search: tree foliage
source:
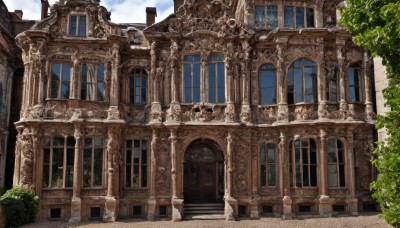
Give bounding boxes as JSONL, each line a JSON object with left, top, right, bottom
{"left": 340, "top": 1, "right": 400, "bottom": 226}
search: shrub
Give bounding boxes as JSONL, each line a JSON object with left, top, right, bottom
{"left": 0, "top": 187, "right": 39, "bottom": 226}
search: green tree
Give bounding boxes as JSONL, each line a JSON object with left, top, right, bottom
{"left": 340, "top": 1, "right": 400, "bottom": 226}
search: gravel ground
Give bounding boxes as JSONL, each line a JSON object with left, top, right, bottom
{"left": 21, "top": 213, "right": 393, "bottom": 228}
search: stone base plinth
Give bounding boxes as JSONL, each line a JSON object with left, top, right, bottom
{"left": 69, "top": 197, "right": 81, "bottom": 223}
{"left": 347, "top": 197, "right": 359, "bottom": 215}
{"left": 171, "top": 198, "right": 184, "bottom": 222}
{"left": 319, "top": 195, "right": 334, "bottom": 217}
{"left": 147, "top": 199, "right": 157, "bottom": 221}
{"left": 282, "top": 196, "right": 293, "bottom": 220}
{"left": 225, "top": 197, "right": 238, "bottom": 221}
{"left": 103, "top": 197, "right": 117, "bottom": 222}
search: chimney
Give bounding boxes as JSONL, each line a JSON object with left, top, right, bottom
{"left": 174, "top": 0, "right": 184, "bottom": 13}
{"left": 14, "top": 10, "right": 23, "bottom": 20}
{"left": 146, "top": 7, "right": 157, "bottom": 27}
{"left": 41, "top": 0, "right": 50, "bottom": 20}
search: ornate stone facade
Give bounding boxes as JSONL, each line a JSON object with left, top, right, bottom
{"left": 12, "top": 0, "right": 376, "bottom": 222}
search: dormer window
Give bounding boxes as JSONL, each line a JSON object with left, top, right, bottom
{"left": 69, "top": 15, "right": 87, "bottom": 36}
{"left": 284, "top": 6, "right": 315, "bottom": 30}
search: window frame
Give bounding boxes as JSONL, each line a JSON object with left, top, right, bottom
{"left": 255, "top": 5, "right": 278, "bottom": 29}
{"left": 125, "top": 139, "right": 148, "bottom": 188}
{"left": 82, "top": 137, "right": 104, "bottom": 188}
{"left": 284, "top": 5, "right": 315, "bottom": 30}
{"left": 50, "top": 63, "right": 71, "bottom": 99}
{"left": 259, "top": 63, "right": 277, "bottom": 106}
{"left": 183, "top": 54, "right": 201, "bottom": 103}
{"left": 326, "top": 66, "right": 339, "bottom": 102}
{"left": 289, "top": 138, "right": 318, "bottom": 188}
{"left": 42, "top": 136, "right": 75, "bottom": 189}
{"left": 69, "top": 14, "right": 87, "bottom": 37}
{"left": 327, "top": 138, "right": 346, "bottom": 188}
{"left": 287, "top": 59, "right": 318, "bottom": 104}
{"left": 260, "top": 143, "right": 277, "bottom": 187}
{"left": 129, "top": 68, "right": 148, "bottom": 106}
{"left": 348, "top": 66, "right": 362, "bottom": 102}
{"left": 208, "top": 53, "right": 225, "bottom": 104}
{"left": 80, "top": 62, "right": 105, "bottom": 101}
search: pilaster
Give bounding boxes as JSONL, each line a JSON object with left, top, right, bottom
{"left": 280, "top": 130, "right": 292, "bottom": 219}
{"left": 150, "top": 41, "right": 162, "bottom": 123}
{"left": 276, "top": 40, "right": 289, "bottom": 122}
{"left": 318, "top": 128, "right": 333, "bottom": 217}
{"left": 69, "top": 126, "right": 83, "bottom": 223}
{"left": 363, "top": 52, "right": 374, "bottom": 122}
{"left": 147, "top": 129, "right": 158, "bottom": 220}
{"left": 346, "top": 128, "right": 358, "bottom": 215}
{"left": 225, "top": 130, "right": 237, "bottom": 221}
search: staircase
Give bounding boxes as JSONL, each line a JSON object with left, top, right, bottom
{"left": 184, "top": 203, "right": 225, "bottom": 220}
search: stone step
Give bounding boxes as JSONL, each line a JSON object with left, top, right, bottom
{"left": 184, "top": 203, "right": 225, "bottom": 217}
{"left": 185, "top": 214, "right": 226, "bottom": 220}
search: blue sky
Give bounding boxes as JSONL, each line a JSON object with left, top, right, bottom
{"left": 4, "top": 0, "right": 174, "bottom": 23}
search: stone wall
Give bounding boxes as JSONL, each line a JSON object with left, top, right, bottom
{"left": 0, "top": 204, "right": 6, "bottom": 228}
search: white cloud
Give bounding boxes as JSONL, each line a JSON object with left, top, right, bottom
{"left": 3, "top": 0, "right": 173, "bottom": 23}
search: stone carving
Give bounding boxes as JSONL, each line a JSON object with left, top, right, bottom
{"left": 258, "top": 106, "right": 277, "bottom": 124}
{"left": 289, "top": 104, "right": 318, "bottom": 121}
{"left": 181, "top": 103, "right": 225, "bottom": 122}
{"left": 20, "top": 134, "right": 34, "bottom": 187}
{"left": 156, "top": 135, "right": 170, "bottom": 196}
{"left": 235, "top": 133, "right": 250, "bottom": 196}
{"left": 323, "top": 1, "right": 338, "bottom": 28}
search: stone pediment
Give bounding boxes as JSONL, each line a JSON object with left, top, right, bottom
{"left": 30, "top": 0, "right": 122, "bottom": 39}
{"left": 144, "top": 0, "right": 254, "bottom": 38}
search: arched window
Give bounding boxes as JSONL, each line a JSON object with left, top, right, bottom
{"left": 327, "top": 138, "right": 345, "bottom": 187}
{"left": 259, "top": 64, "right": 277, "bottom": 105}
{"left": 326, "top": 66, "right": 338, "bottom": 102}
{"left": 184, "top": 55, "right": 201, "bottom": 103}
{"left": 348, "top": 65, "right": 361, "bottom": 102}
{"left": 260, "top": 143, "right": 276, "bottom": 187}
{"left": 289, "top": 139, "right": 317, "bottom": 187}
{"left": 287, "top": 59, "right": 317, "bottom": 104}
{"left": 208, "top": 54, "right": 225, "bottom": 103}
{"left": 129, "top": 68, "right": 147, "bottom": 105}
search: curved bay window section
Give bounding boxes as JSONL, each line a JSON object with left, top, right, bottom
{"left": 260, "top": 143, "right": 276, "bottom": 187}
{"left": 184, "top": 55, "right": 201, "bottom": 103}
{"left": 348, "top": 65, "right": 361, "bottom": 102}
{"left": 129, "top": 68, "right": 147, "bottom": 105}
{"left": 259, "top": 64, "right": 277, "bottom": 105}
{"left": 287, "top": 59, "right": 317, "bottom": 104}
{"left": 81, "top": 63, "right": 105, "bottom": 101}
{"left": 208, "top": 54, "right": 225, "bottom": 104}
{"left": 289, "top": 139, "right": 317, "bottom": 187}
{"left": 327, "top": 138, "right": 346, "bottom": 188}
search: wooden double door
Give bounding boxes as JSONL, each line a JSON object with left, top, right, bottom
{"left": 183, "top": 139, "right": 224, "bottom": 203}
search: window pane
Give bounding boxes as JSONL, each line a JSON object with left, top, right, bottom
{"left": 97, "top": 83, "right": 104, "bottom": 101}
{"left": 134, "top": 149, "right": 140, "bottom": 164}
{"left": 65, "top": 149, "right": 74, "bottom": 187}
{"left": 141, "top": 75, "right": 147, "bottom": 103}
{"left": 303, "top": 164, "right": 309, "bottom": 186}
{"left": 142, "top": 149, "right": 147, "bottom": 165}
{"left": 133, "top": 165, "right": 139, "bottom": 187}
{"left": 217, "top": 62, "right": 225, "bottom": 103}
{"left": 93, "top": 148, "right": 103, "bottom": 187}
{"left": 51, "top": 64, "right": 61, "bottom": 98}
{"left": 78, "top": 16, "right": 86, "bottom": 36}
{"left": 310, "top": 165, "right": 317, "bottom": 186}
{"left": 193, "top": 63, "right": 201, "bottom": 102}
{"left": 304, "top": 67, "right": 316, "bottom": 103}
{"left": 284, "top": 6, "right": 293, "bottom": 28}
{"left": 294, "top": 69, "right": 303, "bottom": 103}
{"left": 339, "top": 164, "right": 346, "bottom": 187}
{"left": 306, "top": 8, "right": 315, "bottom": 27}
{"left": 255, "top": 6, "right": 265, "bottom": 27}
{"left": 43, "top": 148, "right": 50, "bottom": 187}
{"left": 287, "top": 69, "right": 294, "bottom": 104}
{"left": 328, "top": 164, "right": 338, "bottom": 187}
{"left": 184, "top": 64, "right": 192, "bottom": 102}
{"left": 296, "top": 7, "right": 305, "bottom": 30}
{"left": 268, "top": 164, "right": 276, "bottom": 186}
{"left": 83, "top": 149, "right": 91, "bottom": 188}
{"left": 267, "top": 144, "right": 275, "bottom": 161}
{"left": 126, "top": 165, "right": 131, "bottom": 187}
{"left": 142, "top": 165, "right": 147, "bottom": 187}
{"left": 209, "top": 63, "right": 216, "bottom": 103}
{"left": 296, "top": 164, "right": 301, "bottom": 187}
{"left": 267, "top": 6, "right": 278, "bottom": 28}
{"left": 81, "top": 64, "right": 87, "bottom": 100}
{"left": 260, "top": 144, "right": 266, "bottom": 165}
{"left": 52, "top": 148, "right": 63, "bottom": 188}
{"left": 261, "top": 164, "right": 266, "bottom": 186}
{"left": 69, "top": 16, "right": 77, "bottom": 36}
{"left": 302, "top": 148, "right": 308, "bottom": 164}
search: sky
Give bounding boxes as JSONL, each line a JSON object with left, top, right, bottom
{"left": 3, "top": 0, "right": 174, "bottom": 24}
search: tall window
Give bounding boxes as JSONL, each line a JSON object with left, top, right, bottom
{"left": 348, "top": 66, "right": 361, "bottom": 102}
{"left": 126, "top": 140, "right": 147, "bottom": 188}
{"left": 129, "top": 68, "right": 147, "bottom": 105}
{"left": 81, "top": 63, "right": 105, "bottom": 101}
{"left": 43, "top": 137, "right": 75, "bottom": 188}
{"left": 289, "top": 139, "right": 317, "bottom": 187}
{"left": 184, "top": 55, "right": 201, "bottom": 103}
{"left": 284, "top": 6, "right": 315, "bottom": 30}
{"left": 326, "top": 66, "right": 338, "bottom": 102}
{"left": 260, "top": 64, "right": 277, "bottom": 105}
{"left": 287, "top": 59, "right": 317, "bottom": 104}
{"left": 260, "top": 143, "right": 276, "bottom": 187}
{"left": 208, "top": 54, "right": 225, "bottom": 103}
{"left": 69, "top": 15, "right": 86, "bottom": 36}
{"left": 51, "top": 63, "right": 71, "bottom": 99}
{"left": 255, "top": 5, "right": 278, "bottom": 28}
{"left": 327, "top": 138, "right": 345, "bottom": 187}
{"left": 83, "top": 138, "right": 104, "bottom": 188}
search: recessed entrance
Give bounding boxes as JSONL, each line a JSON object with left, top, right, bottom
{"left": 183, "top": 139, "right": 224, "bottom": 203}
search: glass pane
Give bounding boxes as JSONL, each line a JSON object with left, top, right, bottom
{"left": 142, "top": 76, "right": 147, "bottom": 103}
{"left": 260, "top": 144, "right": 266, "bottom": 165}
{"left": 53, "top": 137, "right": 64, "bottom": 147}
{"left": 126, "top": 165, "right": 131, "bottom": 187}
{"left": 142, "top": 165, "right": 147, "bottom": 187}
{"left": 303, "top": 164, "right": 309, "bottom": 186}
{"left": 69, "top": 15, "right": 77, "bottom": 36}
{"left": 306, "top": 8, "right": 315, "bottom": 27}
{"left": 349, "top": 87, "right": 356, "bottom": 101}
{"left": 134, "top": 149, "right": 140, "bottom": 164}
{"left": 310, "top": 150, "right": 317, "bottom": 164}
{"left": 267, "top": 144, "right": 275, "bottom": 162}
{"left": 83, "top": 149, "right": 91, "bottom": 188}
{"left": 284, "top": 6, "right": 293, "bottom": 28}
{"left": 217, "top": 63, "right": 225, "bottom": 103}
{"left": 52, "top": 148, "right": 64, "bottom": 188}
{"left": 81, "top": 64, "right": 87, "bottom": 100}
{"left": 94, "top": 138, "right": 103, "bottom": 147}
{"left": 302, "top": 148, "right": 308, "bottom": 164}
{"left": 328, "top": 164, "right": 338, "bottom": 187}
{"left": 296, "top": 164, "right": 301, "bottom": 187}
{"left": 310, "top": 165, "right": 317, "bottom": 186}
{"left": 43, "top": 149, "right": 50, "bottom": 187}
{"left": 134, "top": 140, "right": 140, "bottom": 148}
{"left": 261, "top": 164, "right": 266, "bottom": 186}
{"left": 339, "top": 164, "right": 346, "bottom": 187}
{"left": 338, "top": 149, "right": 344, "bottom": 163}
{"left": 93, "top": 148, "right": 103, "bottom": 187}
{"left": 267, "top": 6, "right": 278, "bottom": 28}
{"left": 255, "top": 6, "right": 265, "bottom": 27}
{"left": 142, "top": 140, "right": 147, "bottom": 149}
{"left": 294, "top": 69, "right": 303, "bottom": 103}
{"left": 51, "top": 64, "right": 61, "bottom": 98}
{"left": 184, "top": 64, "right": 192, "bottom": 102}
{"left": 304, "top": 67, "right": 316, "bottom": 103}
{"left": 133, "top": 165, "right": 139, "bottom": 187}
{"left": 268, "top": 164, "right": 276, "bottom": 186}
{"left": 126, "top": 149, "right": 132, "bottom": 164}
{"left": 78, "top": 16, "right": 86, "bottom": 36}
{"left": 287, "top": 69, "right": 294, "bottom": 104}
{"left": 193, "top": 63, "right": 201, "bottom": 102}
{"left": 296, "top": 7, "right": 305, "bottom": 30}
{"left": 209, "top": 63, "right": 216, "bottom": 103}
{"left": 65, "top": 149, "right": 74, "bottom": 187}
{"left": 97, "top": 83, "right": 104, "bottom": 101}
{"left": 67, "top": 137, "right": 75, "bottom": 147}
{"left": 97, "top": 64, "right": 104, "bottom": 81}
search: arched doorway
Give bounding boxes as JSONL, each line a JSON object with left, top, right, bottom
{"left": 183, "top": 139, "right": 224, "bottom": 203}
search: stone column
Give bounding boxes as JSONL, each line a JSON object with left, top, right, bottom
{"left": 70, "top": 51, "right": 80, "bottom": 100}
{"left": 277, "top": 41, "right": 289, "bottom": 122}
{"left": 318, "top": 128, "right": 333, "bottom": 217}
{"left": 13, "top": 127, "right": 23, "bottom": 186}
{"left": 69, "top": 126, "right": 83, "bottom": 223}
{"left": 240, "top": 39, "right": 252, "bottom": 122}
{"left": 317, "top": 41, "right": 328, "bottom": 120}
{"left": 337, "top": 44, "right": 348, "bottom": 115}
{"left": 167, "top": 39, "right": 181, "bottom": 123}
{"left": 280, "top": 130, "right": 292, "bottom": 220}
{"left": 108, "top": 44, "right": 121, "bottom": 120}
{"left": 225, "top": 130, "right": 237, "bottom": 221}
{"left": 150, "top": 41, "right": 162, "bottom": 123}
{"left": 147, "top": 129, "right": 158, "bottom": 220}
{"left": 249, "top": 130, "right": 260, "bottom": 218}
{"left": 104, "top": 128, "right": 119, "bottom": 222}
{"left": 363, "top": 52, "right": 374, "bottom": 122}
{"left": 32, "top": 128, "right": 42, "bottom": 195}
{"left": 315, "top": 3, "right": 324, "bottom": 28}
{"left": 346, "top": 129, "right": 358, "bottom": 215}
{"left": 225, "top": 42, "right": 235, "bottom": 123}
{"left": 37, "top": 58, "right": 46, "bottom": 106}
{"left": 170, "top": 128, "right": 183, "bottom": 221}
